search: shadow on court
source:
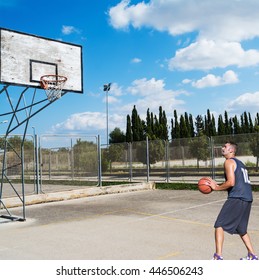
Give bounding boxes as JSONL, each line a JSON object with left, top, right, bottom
{"left": 0, "top": 188, "right": 259, "bottom": 260}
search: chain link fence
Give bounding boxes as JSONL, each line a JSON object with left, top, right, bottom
{"left": 102, "top": 134, "right": 259, "bottom": 184}
{"left": 1, "top": 133, "right": 259, "bottom": 198}
{"left": 39, "top": 135, "right": 99, "bottom": 192}
{"left": 0, "top": 135, "right": 36, "bottom": 198}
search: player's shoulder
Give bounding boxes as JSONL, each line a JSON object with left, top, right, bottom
{"left": 224, "top": 158, "right": 237, "bottom": 168}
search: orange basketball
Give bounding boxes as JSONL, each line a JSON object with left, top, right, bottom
{"left": 198, "top": 177, "right": 212, "bottom": 194}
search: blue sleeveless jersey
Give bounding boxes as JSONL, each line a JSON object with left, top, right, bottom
{"left": 227, "top": 158, "right": 253, "bottom": 202}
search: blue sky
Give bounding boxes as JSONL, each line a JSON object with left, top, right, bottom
{"left": 1, "top": 0, "right": 259, "bottom": 144}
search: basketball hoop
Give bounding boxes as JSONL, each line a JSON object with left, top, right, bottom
{"left": 40, "top": 74, "right": 67, "bottom": 101}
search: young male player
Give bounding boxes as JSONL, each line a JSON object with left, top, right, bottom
{"left": 208, "top": 141, "right": 258, "bottom": 260}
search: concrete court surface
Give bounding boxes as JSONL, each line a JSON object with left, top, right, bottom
{"left": 0, "top": 188, "right": 259, "bottom": 260}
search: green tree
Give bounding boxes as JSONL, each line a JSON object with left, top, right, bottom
{"left": 205, "top": 109, "right": 216, "bottom": 137}
{"left": 195, "top": 115, "right": 204, "bottom": 136}
{"left": 224, "top": 111, "right": 231, "bottom": 135}
{"left": 232, "top": 116, "right": 241, "bottom": 134}
{"left": 248, "top": 112, "right": 254, "bottom": 133}
{"left": 135, "top": 139, "right": 165, "bottom": 167}
{"left": 189, "top": 114, "right": 195, "bottom": 138}
{"left": 217, "top": 114, "right": 225, "bottom": 135}
{"left": 189, "top": 134, "right": 210, "bottom": 169}
{"left": 73, "top": 139, "right": 98, "bottom": 172}
{"left": 126, "top": 115, "right": 132, "bottom": 142}
{"left": 109, "top": 127, "right": 126, "bottom": 144}
{"left": 249, "top": 133, "right": 259, "bottom": 171}
{"left": 171, "top": 109, "right": 180, "bottom": 139}
{"left": 131, "top": 105, "right": 141, "bottom": 141}
{"left": 156, "top": 107, "right": 168, "bottom": 140}
{"left": 180, "top": 114, "right": 188, "bottom": 138}
{"left": 107, "top": 143, "right": 127, "bottom": 171}
{"left": 254, "top": 113, "right": 259, "bottom": 132}
{"left": 146, "top": 108, "right": 153, "bottom": 139}
{"left": 242, "top": 111, "right": 250, "bottom": 133}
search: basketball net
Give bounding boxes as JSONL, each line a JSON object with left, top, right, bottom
{"left": 40, "top": 75, "right": 67, "bottom": 101}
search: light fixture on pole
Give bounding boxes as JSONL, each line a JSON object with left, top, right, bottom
{"left": 103, "top": 83, "right": 111, "bottom": 146}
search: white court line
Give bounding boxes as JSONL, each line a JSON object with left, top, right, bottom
{"left": 134, "top": 198, "right": 226, "bottom": 221}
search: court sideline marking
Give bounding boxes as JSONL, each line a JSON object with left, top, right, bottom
{"left": 130, "top": 198, "right": 226, "bottom": 222}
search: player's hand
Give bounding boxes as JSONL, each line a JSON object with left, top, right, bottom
{"left": 206, "top": 177, "right": 217, "bottom": 190}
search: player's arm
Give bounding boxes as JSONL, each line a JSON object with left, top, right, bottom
{"left": 208, "top": 159, "right": 236, "bottom": 191}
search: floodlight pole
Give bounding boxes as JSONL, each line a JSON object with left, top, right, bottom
{"left": 103, "top": 83, "right": 111, "bottom": 147}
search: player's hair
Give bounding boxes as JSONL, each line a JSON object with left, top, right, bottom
{"left": 226, "top": 141, "right": 238, "bottom": 154}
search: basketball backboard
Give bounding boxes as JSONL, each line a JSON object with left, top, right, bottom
{"left": 0, "top": 28, "right": 83, "bottom": 93}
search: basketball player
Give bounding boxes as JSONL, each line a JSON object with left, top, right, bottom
{"left": 207, "top": 141, "right": 258, "bottom": 260}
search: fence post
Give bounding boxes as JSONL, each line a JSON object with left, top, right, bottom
{"left": 210, "top": 137, "right": 215, "bottom": 179}
{"left": 97, "top": 135, "right": 102, "bottom": 187}
{"left": 146, "top": 136, "right": 149, "bottom": 182}
{"left": 38, "top": 136, "right": 42, "bottom": 193}
{"left": 34, "top": 133, "right": 40, "bottom": 194}
{"left": 165, "top": 140, "right": 170, "bottom": 183}
{"left": 70, "top": 138, "right": 74, "bottom": 180}
{"left": 128, "top": 142, "right": 133, "bottom": 182}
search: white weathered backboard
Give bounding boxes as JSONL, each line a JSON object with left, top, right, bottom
{"left": 0, "top": 28, "right": 83, "bottom": 93}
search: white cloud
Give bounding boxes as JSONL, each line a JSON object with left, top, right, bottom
{"left": 54, "top": 112, "right": 106, "bottom": 131}
{"left": 192, "top": 70, "right": 239, "bottom": 88}
{"left": 182, "top": 79, "right": 192, "bottom": 85}
{"left": 52, "top": 112, "right": 125, "bottom": 133}
{"left": 102, "top": 95, "right": 120, "bottom": 104}
{"left": 52, "top": 78, "right": 187, "bottom": 135}
{"left": 169, "top": 39, "right": 259, "bottom": 71}
{"left": 108, "top": 0, "right": 149, "bottom": 30}
{"left": 62, "top": 25, "right": 80, "bottom": 35}
{"left": 131, "top": 57, "right": 142, "bottom": 63}
{"left": 227, "top": 92, "right": 259, "bottom": 114}
{"left": 109, "top": 0, "right": 259, "bottom": 70}
{"left": 109, "top": 0, "right": 259, "bottom": 41}
{"left": 101, "top": 83, "right": 123, "bottom": 104}
{"left": 122, "top": 77, "right": 186, "bottom": 118}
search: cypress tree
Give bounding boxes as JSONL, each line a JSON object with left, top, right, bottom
{"left": 242, "top": 111, "right": 250, "bottom": 133}
{"left": 131, "top": 105, "right": 143, "bottom": 141}
{"left": 154, "top": 115, "right": 159, "bottom": 139}
{"left": 161, "top": 109, "right": 168, "bottom": 140}
{"left": 171, "top": 118, "right": 175, "bottom": 140}
{"left": 229, "top": 118, "right": 234, "bottom": 135}
{"left": 248, "top": 112, "right": 254, "bottom": 133}
{"left": 232, "top": 115, "right": 241, "bottom": 134}
{"left": 184, "top": 112, "right": 190, "bottom": 137}
{"left": 217, "top": 114, "right": 225, "bottom": 135}
{"left": 189, "top": 114, "right": 195, "bottom": 137}
{"left": 205, "top": 109, "right": 216, "bottom": 137}
{"left": 255, "top": 113, "right": 259, "bottom": 132}
{"left": 151, "top": 112, "right": 154, "bottom": 137}
{"left": 140, "top": 118, "right": 145, "bottom": 140}
{"left": 126, "top": 114, "right": 132, "bottom": 142}
{"left": 211, "top": 114, "right": 216, "bottom": 136}
{"left": 195, "top": 115, "right": 204, "bottom": 136}
{"left": 146, "top": 108, "right": 153, "bottom": 139}
{"left": 173, "top": 110, "right": 180, "bottom": 139}
{"left": 180, "top": 114, "right": 188, "bottom": 138}
{"left": 224, "top": 111, "right": 231, "bottom": 135}
{"left": 240, "top": 114, "right": 244, "bottom": 133}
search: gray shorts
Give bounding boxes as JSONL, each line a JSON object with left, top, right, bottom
{"left": 214, "top": 198, "right": 252, "bottom": 235}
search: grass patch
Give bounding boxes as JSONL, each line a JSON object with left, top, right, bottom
{"left": 155, "top": 182, "right": 259, "bottom": 192}
{"left": 155, "top": 182, "right": 197, "bottom": 190}
{"left": 21, "top": 179, "right": 134, "bottom": 187}
{"left": 8, "top": 179, "right": 259, "bottom": 191}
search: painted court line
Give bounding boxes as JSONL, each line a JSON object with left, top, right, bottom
{"left": 132, "top": 198, "right": 226, "bottom": 222}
